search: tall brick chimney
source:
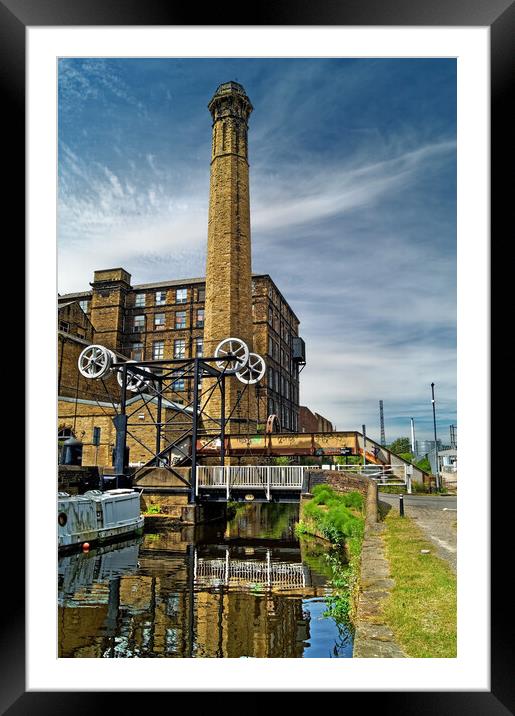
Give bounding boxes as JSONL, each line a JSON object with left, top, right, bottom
{"left": 202, "top": 81, "right": 256, "bottom": 434}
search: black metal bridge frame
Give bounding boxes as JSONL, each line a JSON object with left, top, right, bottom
{"left": 112, "top": 354, "right": 248, "bottom": 503}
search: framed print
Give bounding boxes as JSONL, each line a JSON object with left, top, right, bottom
{"left": 5, "top": 0, "right": 508, "bottom": 710}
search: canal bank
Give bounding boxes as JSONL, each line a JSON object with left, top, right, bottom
{"left": 297, "top": 470, "right": 406, "bottom": 658}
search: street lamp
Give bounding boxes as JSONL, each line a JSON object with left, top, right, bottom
{"left": 410, "top": 417, "right": 416, "bottom": 456}
{"left": 431, "top": 382, "right": 440, "bottom": 490}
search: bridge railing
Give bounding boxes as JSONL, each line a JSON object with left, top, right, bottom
{"left": 194, "top": 549, "right": 307, "bottom": 590}
{"left": 334, "top": 464, "right": 412, "bottom": 492}
{"left": 196, "top": 465, "right": 305, "bottom": 499}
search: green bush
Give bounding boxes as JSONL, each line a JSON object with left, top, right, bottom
{"left": 302, "top": 485, "right": 364, "bottom": 546}
{"left": 416, "top": 456, "right": 432, "bottom": 473}
{"left": 272, "top": 456, "right": 290, "bottom": 465}
{"left": 143, "top": 504, "right": 162, "bottom": 515}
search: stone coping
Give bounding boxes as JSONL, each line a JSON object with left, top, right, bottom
{"left": 352, "top": 520, "right": 406, "bottom": 658}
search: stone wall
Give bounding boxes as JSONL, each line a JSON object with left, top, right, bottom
{"left": 58, "top": 332, "right": 120, "bottom": 403}
{"left": 305, "top": 468, "right": 370, "bottom": 496}
{"left": 89, "top": 268, "right": 132, "bottom": 351}
{"left": 305, "top": 469, "right": 378, "bottom": 524}
{"left": 301, "top": 469, "right": 378, "bottom": 529}
{"left": 58, "top": 398, "right": 185, "bottom": 467}
{"left": 58, "top": 465, "right": 101, "bottom": 494}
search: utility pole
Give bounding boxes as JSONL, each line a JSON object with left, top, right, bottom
{"left": 362, "top": 424, "right": 367, "bottom": 466}
{"left": 410, "top": 417, "right": 416, "bottom": 455}
{"left": 379, "top": 400, "right": 386, "bottom": 446}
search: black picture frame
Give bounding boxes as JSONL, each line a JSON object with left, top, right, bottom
{"left": 7, "top": 0, "right": 507, "bottom": 711}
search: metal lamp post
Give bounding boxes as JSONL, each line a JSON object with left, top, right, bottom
{"left": 431, "top": 382, "right": 440, "bottom": 490}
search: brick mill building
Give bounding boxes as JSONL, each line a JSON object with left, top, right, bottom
{"left": 58, "top": 270, "right": 303, "bottom": 425}
{"left": 57, "top": 81, "right": 326, "bottom": 467}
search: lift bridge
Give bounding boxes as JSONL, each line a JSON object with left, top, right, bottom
{"left": 78, "top": 337, "right": 424, "bottom": 503}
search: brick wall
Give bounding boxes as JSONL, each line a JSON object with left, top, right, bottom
{"left": 202, "top": 84, "right": 255, "bottom": 434}
{"left": 305, "top": 469, "right": 370, "bottom": 497}
{"left": 58, "top": 398, "right": 186, "bottom": 467}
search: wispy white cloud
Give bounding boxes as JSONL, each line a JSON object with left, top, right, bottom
{"left": 57, "top": 58, "right": 456, "bottom": 439}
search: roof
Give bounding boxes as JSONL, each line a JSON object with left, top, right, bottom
{"left": 58, "top": 291, "right": 92, "bottom": 300}
{"left": 57, "top": 330, "right": 91, "bottom": 346}
{"left": 57, "top": 273, "right": 300, "bottom": 323}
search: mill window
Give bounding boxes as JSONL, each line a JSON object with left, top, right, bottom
{"left": 174, "top": 339, "right": 186, "bottom": 359}
{"left": 152, "top": 341, "right": 165, "bottom": 360}
{"left": 154, "top": 313, "right": 166, "bottom": 330}
{"left": 131, "top": 342, "right": 144, "bottom": 361}
{"left": 133, "top": 315, "right": 145, "bottom": 332}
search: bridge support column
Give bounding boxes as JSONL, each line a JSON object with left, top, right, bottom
{"left": 190, "top": 358, "right": 200, "bottom": 504}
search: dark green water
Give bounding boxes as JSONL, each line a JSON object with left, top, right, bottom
{"left": 58, "top": 503, "right": 352, "bottom": 658}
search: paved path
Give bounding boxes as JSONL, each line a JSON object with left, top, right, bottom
{"left": 353, "top": 522, "right": 406, "bottom": 658}
{"left": 378, "top": 493, "right": 457, "bottom": 572}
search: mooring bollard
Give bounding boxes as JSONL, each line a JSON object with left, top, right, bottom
{"left": 399, "top": 494, "right": 404, "bottom": 517}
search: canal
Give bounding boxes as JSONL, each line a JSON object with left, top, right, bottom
{"left": 58, "top": 503, "right": 353, "bottom": 658}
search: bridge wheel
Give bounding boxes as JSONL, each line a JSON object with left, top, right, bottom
{"left": 236, "top": 353, "right": 266, "bottom": 385}
{"left": 78, "top": 344, "right": 113, "bottom": 379}
{"left": 116, "top": 360, "right": 146, "bottom": 392}
{"left": 214, "top": 337, "right": 250, "bottom": 374}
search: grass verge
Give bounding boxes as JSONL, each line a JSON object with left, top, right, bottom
{"left": 382, "top": 511, "right": 457, "bottom": 657}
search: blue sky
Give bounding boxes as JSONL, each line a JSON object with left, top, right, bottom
{"left": 58, "top": 58, "right": 456, "bottom": 443}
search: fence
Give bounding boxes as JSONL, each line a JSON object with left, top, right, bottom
{"left": 334, "top": 464, "right": 412, "bottom": 492}
{"left": 196, "top": 465, "right": 305, "bottom": 499}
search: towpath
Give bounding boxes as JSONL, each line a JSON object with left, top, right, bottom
{"left": 378, "top": 493, "right": 457, "bottom": 572}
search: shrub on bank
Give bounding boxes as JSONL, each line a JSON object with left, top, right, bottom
{"left": 301, "top": 485, "right": 364, "bottom": 546}
{"left": 297, "top": 484, "right": 365, "bottom": 626}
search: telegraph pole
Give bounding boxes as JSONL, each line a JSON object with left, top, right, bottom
{"left": 379, "top": 400, "right": 386, "bottom": 446}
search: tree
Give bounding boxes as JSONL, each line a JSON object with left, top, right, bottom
{"left": 416, "top": 455, "right": 432, "bottom": 473}
{"left": 387, "top": 437, "right": 411, "bottom": 455}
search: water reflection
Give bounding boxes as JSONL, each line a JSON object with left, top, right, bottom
{"left": 58, "top": 504, "right": 353, "bottom": 658}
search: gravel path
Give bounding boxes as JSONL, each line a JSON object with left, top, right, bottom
{"left": 378, "top": 493, "right": 457, "bottom": 572}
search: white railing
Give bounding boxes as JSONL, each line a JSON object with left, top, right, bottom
{"left": 334, "top": 464, "right": 412, "bottom": 492}
{"left": 194, "top": 550, "right": 306, "bottom": 590}
{"left": 196, "top": 465, "right": 305, "bottom": 499}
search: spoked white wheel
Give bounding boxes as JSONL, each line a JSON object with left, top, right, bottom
{"left": 138, "top": 366, "right": 158, "bottom": 393}
{"left": 116, "top": 361, "right": 145, "bottom": 393}
{"left": 78, "top": 344, "right": 114, "bottom": 379}
{"left": 214, "top": 337, "right": 249, "bottom": 374}
{"left": 236, "top": 353, "right": 266, "bottom": 385}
